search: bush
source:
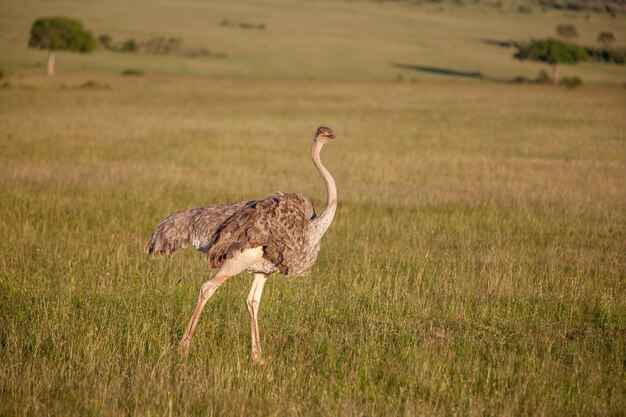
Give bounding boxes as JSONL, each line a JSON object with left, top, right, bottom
{"left": 78, "top": 80, "right": 110, "bottom": 90}
{"left": 597, "top": 31, "right": 615, "bottom": 47}
{"left": 536, "top": 70, "right": 551, "bottom": 84}
{"left": 585, "top": 46, "right": 626, "bottom": 64}
{"left": 511, "top": 70, "right": 553, "bottom": 85}
{"left": 120, "top": 68, "right": 144, "bottom": 76}
{"left": 98, "top": 34, "right": 112, "bottom": 48}
{"left": 560, "top": 76, "right": 583, "bottom": 88}
{"left": 142, "top": 37, "right": 182, "bottom": 55}
{"left": 121, "top": 39, "right": 138, "bottom": 53}
{"left": 556, "top": 24, "right": 579, "bottom": 39}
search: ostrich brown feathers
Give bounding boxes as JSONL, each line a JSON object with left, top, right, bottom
{"left": 207, "top": 192, "right": 317, "bottom": 276}
{"left": 144, "top": 201, "right": 250, "bottom": 255}
{"left": 145, "top": 192, "right": 319, "bottom": 276}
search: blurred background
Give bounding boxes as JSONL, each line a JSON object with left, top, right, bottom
{"left": 1, "top": 0, "right": 626, "bottom": 83}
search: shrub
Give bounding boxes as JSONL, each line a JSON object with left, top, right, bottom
{"left": 511, "top": 70, "right": 554, "bottom": 85}
{"left": 78, "top": 80, "right": 110, "bottom": 90}
{"left": 98, "top": 34, "right": 112, "bottom": 48}
{"left": 556, "top": 24, "right": 579, "bottom": 40}
{"left": 585, "top": 46, "right": 626, "bottom": 64}
{"left": 536, "top": 70, "right": 551, "bottom": 84}
{"left": 121, "top": 39, "right": 138, "bottom": 53}
{"left": 597, "top": 31, "right": 615, "bottom": 47}
{"left": 120, "top": 68, "right": 144, "bottom": 76}
{"left": 560, "top": 76, "right": 583, "bottom": 88}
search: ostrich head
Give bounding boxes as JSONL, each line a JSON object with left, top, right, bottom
{"left": 314, "top": 126, "right": 335, "bottom": 143}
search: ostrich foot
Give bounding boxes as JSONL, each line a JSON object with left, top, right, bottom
{"left": 179, "top": 338, "right": 191, "bottom": 355}
{"left": 252, "top": 351, "right": 265, "bottom": 365}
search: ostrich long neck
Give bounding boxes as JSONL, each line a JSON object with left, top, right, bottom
{"left": 309, "top": 139, "right": 337, "bottom": 241}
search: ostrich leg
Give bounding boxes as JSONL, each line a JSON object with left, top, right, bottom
{"left": 179, "top": 272, "right": 229, "bottom": 353}
{"left": 179, "top": 247, "right": 264, "bottom": 353}
{"left": 246, "top": 272, "right": 268, "bottom": 363}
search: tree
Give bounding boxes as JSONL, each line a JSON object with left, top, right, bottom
{"left": 514, "top": 38, "right": 588, "bottom": 87}
{"left": 556, "top": 24, "right": 579, "bottom": 40}
{"left": 597, "top": 31, "right": 615, "bottom": 48}
{"left": 28, "top": 17, "right": 96, "bottom": 76}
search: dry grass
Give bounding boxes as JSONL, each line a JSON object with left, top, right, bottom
{"left": 1, "top": 0, "right": 626, "bottom": 84}
{"left": 0, "top": 74, "right": 625, "bottom": 416}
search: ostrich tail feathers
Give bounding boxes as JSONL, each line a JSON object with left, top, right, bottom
{"left": 144, "top": 201, "right": 251, "bottom": 258}
{"left": 144, "top": 210, "right": 192, "bottom": 256}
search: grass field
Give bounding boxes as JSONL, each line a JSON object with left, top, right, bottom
{"left": 1, "top": 0, "right": 626, "bottom": 416}
{"left": 2, "top": 0, "right": 626, "bottom": 84}
{"left": 1, "top": 75, "right": 625, "bottom": 416}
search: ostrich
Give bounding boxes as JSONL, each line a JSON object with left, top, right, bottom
{"left": 145, "top": 126, "right": 337, "bottom": 363}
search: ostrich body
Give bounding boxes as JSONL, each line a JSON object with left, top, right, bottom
{"left": 145, "top": 126, "right": 337, "bottom": 363}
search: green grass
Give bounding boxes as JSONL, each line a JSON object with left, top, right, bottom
{"left": 0, "top": 74, "right": 625, "bottom": 416}
{"left": 1, "top": 0, "right": 625, "bottom": 415}
{"left": 1, "top": 0, "right": 626, "bottom": 84}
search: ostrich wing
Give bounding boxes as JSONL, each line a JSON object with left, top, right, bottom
{"left": 208, "top": 192, "right": 315, "bottom": 275}
{"left": 145, "top": 201, "right": 250, "bottom": 255}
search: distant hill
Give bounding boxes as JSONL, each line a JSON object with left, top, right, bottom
{"left": 0, "top": 0, "right": 624, "bottom": 84}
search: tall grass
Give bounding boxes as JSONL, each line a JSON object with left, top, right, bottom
{"left": 0, "top": 75, "right": 625, "bottom": 416}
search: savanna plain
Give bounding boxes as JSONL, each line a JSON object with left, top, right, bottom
{"left": 1, "top": 1, "right": 625, "bottom": 416}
